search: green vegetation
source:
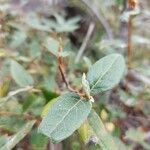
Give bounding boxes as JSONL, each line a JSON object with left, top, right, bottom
{"left": 0, "top": 0, "right": 150, "bottom": 150}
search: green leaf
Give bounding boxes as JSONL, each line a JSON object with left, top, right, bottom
{"left": 113, "top": 138, "right": 130, "bottom": 150}
{"left": 125, "top": 128, "right": 150, "bottom": 150}
{"left": 9, "top": 30, "right": 27, "bottom": 48}
{"left": 118, "top": 90, "right": 137, "bottom": 106}
{"left": 125, "top": 128, "right": 145, "bottom": 143}
{"left": 82, "top": 73, "right": 91, "bottom": 99}
{"left": 38, "top": 92, "right": 92, "bottom": 143}
{"left": 53, "top": 14, "right": 81, "bottom": 32}
{"left": 87, "top": 54, "right": 125, "bottom": 95}
{"left": 88, "top": 110, "right": 118, "bottom": 150}
{"left": 41, "top": 98, "right": 57, "bottom": 117}
{"left": 41, "top": 89, "right": 58, "bottom": 101}
{"left": 0, "top": 81, "right": 9, "bottom": 97}
{"left": 44, "top": 37, "right": 69, "bottom": 57}
{"left": 29, "top": 39, "right": 41, "bottom": 58}
{"left": 0, "top": 135, "right": 9, "bottom": 148}
{"left": 0, "top": 4, "right": 10, "bottom": 12}
{"left": 10, "top": 60, "right": 34, "bottom": 87}
{"left": 120, "top": 7, "right": 140, "bottom": 22}
{"left": 77, "top": 121, "right": 93, "bottom": 144}
{"left": 22, "top": 94, "right": 35, "bottom": 112}
{"left": 44, "top": 37, "right": 59, "bottom": 56}
{"left": 1, "top": 121, "right": 35, "bottom": 150}
{"left": 29, "top": 128, "right": 48, "bottom": 150}
{"left": 24, "top": 14, "right": 52, "bottom": 31}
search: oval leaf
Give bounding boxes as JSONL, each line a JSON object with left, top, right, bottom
{"left": 44, "top": 37, "right": 70, "bottom": 57}
{"left": 38, "top": 92, "right": 92, "bottom": 143}
{"left": 88, "top": 110, "right": 118, "bottom": 150}
{"left": 11, "top": 60, "right": 34, "bottom": 87}
{"left": 44, "top": 37, "right": 59, "bottom": 56}
{"left": 87, "top": 54, "right": 125, "bottom": 95}
{"left": 1, "top": 121, "right": 35, "bottom": 150}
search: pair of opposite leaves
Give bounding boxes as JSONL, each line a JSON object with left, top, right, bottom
{"left": 38, "top": 53, "right": 125, "bottom": 143}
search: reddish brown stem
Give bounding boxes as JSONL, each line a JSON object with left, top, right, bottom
{"left": 127, "top": 16, "right": 132, "bottom": 68}
{"left": 56, "top": 39, "right": 85, "bottom": 97}
{"left": 127, "top": 0, "right": 137, "bottom": 68}
{"left": 57, "top": 39, "right": 73, "bottom": 92}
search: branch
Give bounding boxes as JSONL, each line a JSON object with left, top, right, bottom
{"left": 79, "top": 0, "right": 113, "bottom": 39}
{"left": 75, "top": 22, "right": 95, "bottom": 63}
{"left": 57, "top": 39, "right": 77, "bottom": 92}
{"left": 127, "top": 0, "right": 138, "bottom": 68}
{"left": 0, "top": 111, "right": 35, "bottom": 120}
{"left": 127, "top": 70, "right": 150, "bottom": 85}
{"left": 0, "top": 86, "right": 40, "bottom": 106}
{"left": 57, "top": 39, "right": 85, "bottom": 97}
{"left": 127, "top": 16, "right": 132, "bottom": 68}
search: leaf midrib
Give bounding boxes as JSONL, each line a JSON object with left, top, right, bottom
{"left": 50, "top": 98, "right": 83, "bottom": 135}
{"left": 90, "top": 55, "right": 119, "bottom": 92}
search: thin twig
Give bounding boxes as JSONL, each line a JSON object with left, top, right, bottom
{"left": 57, "top": 38, "right": 85, "bottom": 97}
{"left": 0, "top": 111, "right": 35, "bottom": 120}
{"left": 79, "top": 0, "right": 113, "bottom": 39}
{"left": 0, "top": 86, "right": 34, "bottom": 106}
{"left": 75, "top": 22, "right": 95, "bottom": 63}
{"left": 58, "top": 63, "right": 77, "bottom": 93}
{"left": 127, "top": 16, "right": 132, "bottom": 68}
{"left": 127, "top": 70, "right": 150, "bottom": 85}
{"left": 57, "top": 38, "right": 74, "bottom": 91}
{"left": 26, "top": 56, "right": 38, "bottom": 69}
{"left": 127, "top": 0, "right": 137, "bottom": 68}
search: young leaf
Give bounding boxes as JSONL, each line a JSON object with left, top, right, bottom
{"left": 38, "top": 92, "right": 92, "bottom": 143}
{"left": 87, "top": 54, "right": 125, "bottom": 95}
{"left": 44, "top": 37, "right": 69, "bottom": 57}
{"left": 82, "top": 73, "right": 91, "bottom": 99}
{"left": 44, "top": 37, "right": 59, "bottom": 56}
{"left": 53, "top": 14, "right": 81, "bottom": 32}
{"left": 10, "top": 60, "right": 34, "bottom": 87}
{"left": 0, "top": 121, "right": 35, "bottom": 150}
{"left": 24, "top": 14, "right": 52, "bottom": 31}
{"left": 88, "top": 110, "right": 118, "bottom": 150}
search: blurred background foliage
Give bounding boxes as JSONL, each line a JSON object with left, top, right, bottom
{"left": 0, "top": 0, "right": 150, "bottom": 150}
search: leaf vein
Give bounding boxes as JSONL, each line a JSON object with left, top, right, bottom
{"left": 50, "top": 98, "right": 83, "bottom": 135}
{"left": 90, "top": 55, "right": 119, "bottom": 91}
